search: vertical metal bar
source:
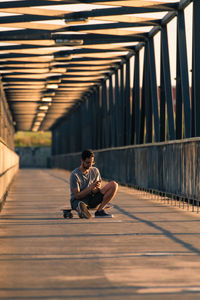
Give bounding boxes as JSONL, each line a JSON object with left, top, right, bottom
{"left": 85, "top": 97, "right": 90, "bottom": 149}
{"left": 51, "top": 129, "right": 56, "bottom": 155}
{"left": 176, "top": 31, "right": 183, "bottom": 139}
{"left": 72, "top": 113, "right": 76, "bottom": 153}
{"left": 109, "top": 76, "right": 115, "bottom": 147}
{"left": 177, "top": 10, "right": 191, "bottom": 138}
{"left": 140, "top": 48, "right": 146, "bottom": 144}
{"left": 96, "top": 87, "right": 102, "bottom": 149}
{"left": 99, "top": 86, "right": 103, "bottom": 149}
{"left": 120, "top": 63, "right": 125, "bottom": 145}
{"left": 102, "top": 80, "right": 109, "bottom": 148}
{"left": 192, "top": 0, "right": 200, "bottom": 137}
{"left": 78, "top": 107, "right": 82, "bottom": 152}
{"left": 132, "top": 52, "right": 140, "bottom": 144}
{"left": 115, "top": 69, "right": 121, "bottom": 146}
{"left": 144, "top": 45, "right": 152, "bottom": 143}
{"left": 148, "top": 37, "right": 160, "bottom": 142}
{"left": 61, "top": 120, "right": 68, "bottom": 154}
{"left": 82, "top": 99, "right": 87, "bottom": 150}
{"left": 125, "top": 58, "right": 131, "bottom": 145}
{"left": 160, "top": 41, "right": 166, "bottom": 142}
{"left": 161, "top": 25, "right": 175, "bottom": 140}
{"left": 93, "top": 89, "right": 98, "bottom": 150}
{"left": 80, "top": 101, "right": 84, "bottom": 150}
{"left": 90, "top": 93, "right": 95, "bottom": 149}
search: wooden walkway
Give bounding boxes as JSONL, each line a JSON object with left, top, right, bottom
{"left": 1, "top": 169, "right": 200, "bottom": 299}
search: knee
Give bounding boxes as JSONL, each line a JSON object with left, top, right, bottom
{"left": 111, "top": 181, "right": 118, "bottom": 192}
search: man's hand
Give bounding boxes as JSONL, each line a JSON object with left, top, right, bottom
{"left": 73, "top": 180, "right": 101, "bottom": 199}
{"left": 91, "top": 180, "right": 101, "bottom": 193}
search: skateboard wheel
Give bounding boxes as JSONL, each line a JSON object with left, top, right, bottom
{"left": 68, "top": 212, "right": 73, "bottom": 218}
{"left": 63, "top": 211, "right": 73, "bottom": 219}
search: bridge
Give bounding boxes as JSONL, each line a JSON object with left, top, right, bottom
{"left": 1, "top": 0, "right": 200, "bottom": 299}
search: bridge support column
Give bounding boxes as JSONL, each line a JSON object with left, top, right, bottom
{"left": 132, "top": 51, "right": 140, "bottom": 145}
{"left": 125, "top": 58, "right": 131, "bottom": 145}
{"left": 148, "top": 37, "right": 160, "bottom": 142}
{"left": 114, "top": 69, "right": 121, "bottom": 147}
{"left": 109, "top": 76, "right": 115, "bottom": 147}
{"left": 102, "top": 81, "right": 109, "bottom": 148}
{"left": 177, "top": 9, "right": 191, "bottom": 138}
{"left": 192, "top": 0, "right": 200, "bottom": 137}
{"left": 161, "top": 25, "right": 175, "bottom": 140}
{"left": 120, "top": 63, "right": 125, "bottom": 146}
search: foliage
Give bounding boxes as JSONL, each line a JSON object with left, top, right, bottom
{"left": 15, "top": 131, "right": 52, "bottom": 147}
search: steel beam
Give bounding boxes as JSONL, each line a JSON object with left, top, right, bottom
{"left": 148, "top": 37, "right": 160, "bottom": 142}
{"left": 114, "top": 69, "right": 121, "bottom": 147}
{"left": 160, "top": 40, "right": 166, "bottom": 142}
{"left": 109, "top": 76, "right": 115, "bottom": 147}
{"left": 140, "top": 50, "right": 146, "bottom": 144}
{"left": 102, "top": 81, "right": 109, "bottom": 148}
{"left": 132, "top": 51, "right": 140, "bottom": 145}
{"left": 144, "top": 46, "right": 152, "bottom": 143}
{"left": 120, "top": 64, "right": 125, "bottom": 146}
{"left": 125, "top": 59, "right": 131, "bottom": 145}
{"left": 176, "top": 33, "right": 183, "bottom": 139}
{"left": 161, "top": 25, "right": 175, "bottom": 140}
{"left": 177, "top": 10, "right": 191, "bottom": 138}
{"left": 192, "top": 0, "right": 200, "bottom": 137}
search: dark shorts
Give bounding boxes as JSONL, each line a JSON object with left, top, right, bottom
{"left": 71, "top": 192, "right": 104, "bottom": 210}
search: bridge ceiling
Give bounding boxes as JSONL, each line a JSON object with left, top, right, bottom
{"left": 0, "top": 0, "right": 179, "bottom": 131}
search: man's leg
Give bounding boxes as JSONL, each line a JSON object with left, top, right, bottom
{"left": 97, "top": 181, "right": 118, "bottom": 211}
{"left": 72, "top": 197, "right": 92, "bottom": 219}
{"left": 77, "top": 201, "right": 92, "bottom": 219}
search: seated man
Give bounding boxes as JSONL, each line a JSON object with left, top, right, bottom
{"left": 70, "top": 149, "right": 118, "bottom": 218}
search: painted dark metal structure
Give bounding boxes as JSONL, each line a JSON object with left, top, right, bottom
{"left": 0, "top": 0, "right": 198, "bottom": 152}
{"left": 49, "top": 0, "right": 199, "bottom": 155}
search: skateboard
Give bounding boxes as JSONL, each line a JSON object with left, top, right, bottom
{"left": 63, "top": 208, "right": 74, "bottom": 219}
{"left": 62, "top": 204, "right": 113, "bottom": 219}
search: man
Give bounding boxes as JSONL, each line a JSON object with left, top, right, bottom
{"left": 70, "top": 149, "right": 118, "bottom": 219}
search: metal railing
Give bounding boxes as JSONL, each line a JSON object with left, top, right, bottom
{"left": 51, "top": 137, "right": 200, "bottom": 214}
{"left": 126, "top": 185, "right": 200, "bottom": 214}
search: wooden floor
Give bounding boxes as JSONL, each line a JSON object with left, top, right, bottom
{"left": 1, "top": 168, "right": 200, "bottom": 300}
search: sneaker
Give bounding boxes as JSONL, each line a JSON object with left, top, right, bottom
{"left": 77, "top": 201, "right": 92, "bottom": 219}
{"left": 95, "top": 210, "right": 113, "bottom": 218}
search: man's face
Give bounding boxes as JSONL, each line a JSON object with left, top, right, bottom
{"left": 82, "top": 157, "right": 95, "bottom": 170}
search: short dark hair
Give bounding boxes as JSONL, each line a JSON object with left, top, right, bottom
{"left": 81, "top": 149, "right": 94, "bottom": 161}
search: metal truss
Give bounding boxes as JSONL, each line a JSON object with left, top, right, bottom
{"left": 52, "top": 0, "right": 200, "bottom": 154}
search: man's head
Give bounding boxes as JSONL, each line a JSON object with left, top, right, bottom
{"left": 81, "top": 149, "right": 95, "bottom": 171}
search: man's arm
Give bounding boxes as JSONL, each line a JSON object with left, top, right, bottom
{"left": 73, "top": 181, "right": 100, "bottom": 200}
